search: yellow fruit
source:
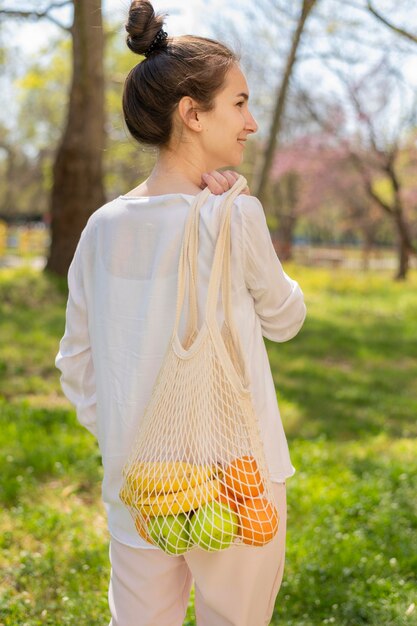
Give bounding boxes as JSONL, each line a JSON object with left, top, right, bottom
{"left": 137, "top": 476, "right": 221, "bottom": 517}
{"left": 119, "top": 484, "right": 134, "bottom": 507}
{"left": 124, "top": 460, "right": 215, "bottom": 496}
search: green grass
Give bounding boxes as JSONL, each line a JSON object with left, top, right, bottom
{"left": 0, "top": 265, "right": 416, "bottom": 625}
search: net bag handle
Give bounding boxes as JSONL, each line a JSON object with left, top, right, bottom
{"left": 173, "top": 186, "right": 211, "bottom": 346}
{"left": 172, "top": 176, "right": 250, "bottom": 383}
{"left": 204, "top": 176, "right": 250, "bottom": 386}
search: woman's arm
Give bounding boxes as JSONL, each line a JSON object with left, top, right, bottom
{"left": 55, "top": 230, "right": 98, "bottom": 437}
{"left": 240, "top": 195, "right": 307, "bottom": 342}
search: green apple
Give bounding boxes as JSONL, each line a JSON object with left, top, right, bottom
{"left": 189, "top": 500, "right": 239, "bottom": 551}
{"left": 148, "top": 513, "right": 191, "bottom": 555}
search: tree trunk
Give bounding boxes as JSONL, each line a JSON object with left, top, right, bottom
{"left": 45, "top": 0, "right": 105, "bottom": 276}
{"left": 0, "top": 141, "right": 16, "bottom": 216}
{"left": 396, "top": 238, "right": 408, "bottom": 280}
{"left": 254, "top": 0, "right": 318, "bottom": 206}
{"left": 361, "top": 233, "right": 372, "bottom": 272}
{"left": 352, "top": 153, "right": 416, "bottom": 281}
{"left": 275, "top": 214, "right": 296, "bottom": 261}
{"left": 394, "top": 212, "right": 414, "bottom": 280}
{"left": 274, "top": 172, "right": 299, "bottom": 260}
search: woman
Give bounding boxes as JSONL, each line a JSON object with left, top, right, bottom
{"left": 56, "top": 1, "right": 307, "bottom": 624}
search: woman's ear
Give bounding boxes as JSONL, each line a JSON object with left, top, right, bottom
{"left": 177, "top": 96, "right": 202, "bottom": 132}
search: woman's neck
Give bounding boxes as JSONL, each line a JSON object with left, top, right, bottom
{"left": 144, "top": 146, "right": 214, "bottom": 195}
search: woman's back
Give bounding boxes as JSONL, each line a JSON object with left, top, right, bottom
{"left": 57, "top": 189, "right": 305, "bottom": 547}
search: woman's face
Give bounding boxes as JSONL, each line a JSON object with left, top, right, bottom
{"left": 197, "top": 64, "right": 258, "bottom": 170}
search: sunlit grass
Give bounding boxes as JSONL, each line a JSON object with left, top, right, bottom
{"left": 0, "top": 265, "right": 416, "bottom": 625}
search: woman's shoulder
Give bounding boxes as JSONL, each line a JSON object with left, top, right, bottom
{"left": 82, "top": 191, "right": 265, "bottom": 234}
{"left": 231, "top": 193, "right": 266, "bottom": 227}
{"left": 232, "top": 192, "right": 264, "bottom": 212}
{"left": 86, "top": 192, "right": 186, "bottom": 223}
{"left": 85, "top": 197, "right": 122, "bottom": 228}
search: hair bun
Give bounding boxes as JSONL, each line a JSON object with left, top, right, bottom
{"left": 125, "top": 0, "right": 168, "bottom": 56}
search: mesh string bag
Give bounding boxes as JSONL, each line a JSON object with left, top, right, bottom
{"left": 119, "top": 175, "right": 280, "bottom": 554}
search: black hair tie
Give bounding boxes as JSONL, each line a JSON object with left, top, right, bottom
{"left": 144, "top": 29, "right": 168, "bottom": 57}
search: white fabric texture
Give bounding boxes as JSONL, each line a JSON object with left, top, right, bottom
{"left": 55, "top": 190, "right": 307, "bottom": 549}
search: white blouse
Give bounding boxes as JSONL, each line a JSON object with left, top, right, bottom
{"left": 55, "top": 191, "right": 307, "bottom": 548}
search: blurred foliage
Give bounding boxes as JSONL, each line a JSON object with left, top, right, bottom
{"left": 2, "top": 25, "right": 156, "bottom": 216}
{"left": 1, "top": 3, "right": 417, "bottom": 254}
{"left": 15, "top": 38, "right": 71, "bottom": 150}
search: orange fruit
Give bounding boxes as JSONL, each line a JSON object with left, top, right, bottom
{"left": 223, "top": 456, "right": 264, "bottom": 499}
{"left": 237, "top": 497, "right": 279, "bottom": 546}
{"left": 217, "top": 482, "right": 239, "bottom": 513}
{"left": 135, "top": 514, "right": 152, "bottom": 542}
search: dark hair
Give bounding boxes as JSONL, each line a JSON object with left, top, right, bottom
{"left": 123, "top": 0, "right": 240, "bottom": 148}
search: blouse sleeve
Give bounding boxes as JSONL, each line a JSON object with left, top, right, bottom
{"left": 240, "top": 195, "right": 307, "bottom": 342}
{"left": 55, "top": 227, "right": 97, "bottom": 437}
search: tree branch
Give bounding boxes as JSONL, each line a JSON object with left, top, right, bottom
{"left": 0, "top": 1, "right": 72, "bottom": 32}
{"left": 367, "top": 2, "right": 417, "bottom": 45}
{"left": 350, "top": 151, "right": 394, "bottom": 216}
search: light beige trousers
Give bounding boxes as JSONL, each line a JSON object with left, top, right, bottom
{"left": 108, "top": 482, "right": 286, "bottom": 626}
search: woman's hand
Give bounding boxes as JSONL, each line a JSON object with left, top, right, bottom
{"left": 200, "top": 170, "right": 250, "bottom": 195}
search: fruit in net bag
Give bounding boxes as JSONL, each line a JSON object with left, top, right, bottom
{"left": 189, "top": 500, "right": 239, "bottom": 551}
{"left": 237, "top": 496, "right": 279, "bottom": 546}
{"left": 147, "top": 512, "right": 191, "bottom": 555}
{"left": 136, "top": 476, "right": 221, "bottom": 516}
{"left": 125, "top": 460, "right": 215, "bottom": 496}
{"left": 217, "top": 482, "right": 239, "bottom": 512}
{"left": 223, "top": 455, "right": 264, "bottom": 500}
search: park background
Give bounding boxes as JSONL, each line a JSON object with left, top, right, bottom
{"left": 0, "top": 0, "right": 416, "bottom": 624}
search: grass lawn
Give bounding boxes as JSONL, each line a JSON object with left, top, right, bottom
{"left": 0, "top": 265, "right": 416, "bottom": 625}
